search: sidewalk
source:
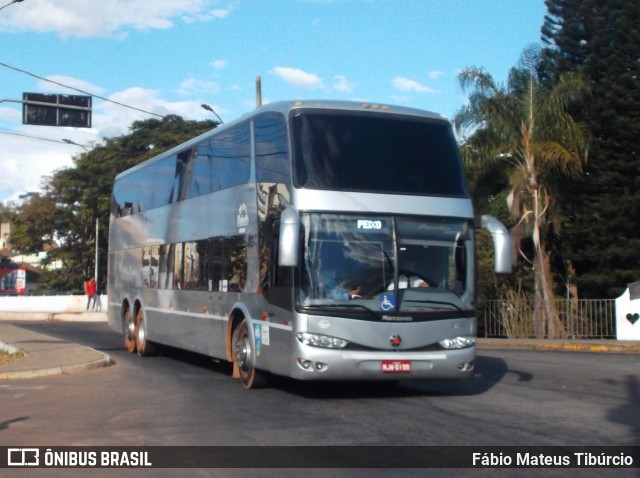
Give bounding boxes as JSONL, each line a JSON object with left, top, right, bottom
{"left": 1, "top": 314, "right": 639, "bottom": 381}
{"left": 477, "top": 337, "right": 640, "bottom": 354}
{"left": 0, "top": 313, "right": 112, "bottom": 380}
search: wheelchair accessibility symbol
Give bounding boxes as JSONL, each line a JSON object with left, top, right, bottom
{"left": 380, "top": 294, "right": 396, "bottom": 312}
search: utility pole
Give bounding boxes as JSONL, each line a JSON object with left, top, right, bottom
{"left": 256, "top": 76, "right": 262, "bottom": 108}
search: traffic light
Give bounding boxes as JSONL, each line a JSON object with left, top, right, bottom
{"left": 22, "top": 93, "right": 92, "bottom": 128}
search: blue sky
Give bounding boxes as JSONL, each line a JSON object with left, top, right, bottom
{"left": 0, "top": 0, "right": 547, "bottom": 203}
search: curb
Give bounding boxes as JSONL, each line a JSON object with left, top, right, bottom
{"left": 0, "top": 354, "right": 113, "bottom": 380}
{"left": 0, "top": 324, "right": 113, "bottom": 380}
{"left": 0, "top": 312, "right": 107, "bottom": 322}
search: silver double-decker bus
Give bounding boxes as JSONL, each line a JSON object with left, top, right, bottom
{"left": 107, "top": 100, "right": 511, "bottom": 388}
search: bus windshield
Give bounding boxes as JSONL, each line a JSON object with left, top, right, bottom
{"left": 299, "top": 213, "right": 475, "bottom": 317}
{"left": 291, "top": 111, "right": 468, "bottom": 197}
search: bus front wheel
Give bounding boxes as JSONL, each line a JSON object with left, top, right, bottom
{"left": 232, "top": 319, "right": 268, "bottom": 389}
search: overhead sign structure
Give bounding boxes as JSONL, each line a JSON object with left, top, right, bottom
{"left": 22, "top": 93, "right": 92, "bottom": 128}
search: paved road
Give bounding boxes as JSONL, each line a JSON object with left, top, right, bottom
{"left": 1, "top": 321, "right": 638, "bottom": 477}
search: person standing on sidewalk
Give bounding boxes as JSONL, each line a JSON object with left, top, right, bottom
{"left": 84, "top": 276, "right": 97, "bottom": 311}
{"left": 94, "top": 287, "right": 102, "bottom": 312}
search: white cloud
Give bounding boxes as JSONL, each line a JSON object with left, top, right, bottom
{"left": 300, "top": 0, "right": 337, "bottom": 4}
{"left": 390, "top": 95, "right": 410, "bottom": 103}
{"left": 272, "top": 67, "right": 324, "bottom": 89}
{"left": 332, "top": 75, "right": 355, "bottom": 93}
{"left": 37, "top": 75, "right": 106, "bottom": 96}
{"left": 211, "top": 59, "right": 228, "bottom": 70}
{"left": 429, "top": 70, "right": 445, "bottom": 80}
{"left": 0, "top": 131, "right": 78, "bottom": 202}
{"left": 178, "top": 77, "right": 222, "bottom": 96}
{"left": 210, "top": 8, "right": 232, "bottom": 19}
{"left": 391, "top": 77, "right": 436, "bottom": 94}
{"left": 1, "top": 0, "right": 232, "bottom": 39}
{"left": 96, "top": 87, "right": 171, "bottom": 136}
{"left": 0, "top": 106, "right": 21, "bottom": 123}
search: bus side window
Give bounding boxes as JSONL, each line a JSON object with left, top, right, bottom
{"left": 209, "top": 239, "right": 223, "bottom": 291}
{"left": 183, "top": 241, "right": 206, "bottom": 290}
{"left": 227, "top": 237, "right": 247, "bottom": 292}
{"left": 142, "top": 247, "right": 152, "bottom": 287}
{"left": 269, "top": 222, "right": 292, "bottom": 287}
{"left": 264, "top": 224, "right": 277, "bottom": 291}
{"left": 149, "top": 246, "right": 159, "bottom": 288}
{"left": 158, "top": 245, "right": 169, "bottom": 289}
{"left": 265, "top": 221, "right": 293, "bottom": 310}
{"left": 207, "top": 237, "right": 246, "bottom": 292}
{"left": 211, "top": 125, "right": 251, "bottom": 191}
{"left": 173, "top": 243, "right": 184, "bottom": 289}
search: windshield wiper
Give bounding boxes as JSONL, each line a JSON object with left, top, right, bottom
{"left": 402, "top": 299, "right": 466, "bottom": 314}
{"left": 306, "top": 303, "right": 380, "bottom": 320}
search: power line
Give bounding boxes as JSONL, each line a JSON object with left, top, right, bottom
{"left": 0, "top": 61, "right": 166, "bottom": 118}
{"left": 0, "top": 1, "right": 25, "bottom": 13}
{"left": 0, "top": 127, "right": 88, "bottom": 148}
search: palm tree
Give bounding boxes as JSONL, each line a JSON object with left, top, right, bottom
{"left": 454, "top": 46, "right": 590, "bottom": 338}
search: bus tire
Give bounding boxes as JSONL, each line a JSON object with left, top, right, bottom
{"left": 232, "top": 319, "right": 269, "bottom": 389}
{"left": 124, "top": 308, "right": 136, "bottom": 353}
{"left": 134, "top": 308, "right": 157, "bottom": 357}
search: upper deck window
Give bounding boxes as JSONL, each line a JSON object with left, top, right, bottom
{"left": 291, "top": 111, "right": 468, "bottom": 197}
{"left": 111, "top": 122, "right": 251, "bottom": 217}
{"left": 255, "top": 113, "right": 290, "bottom": 185}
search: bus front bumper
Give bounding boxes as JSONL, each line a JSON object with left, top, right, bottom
{"left": 290, "top": 343, "right": 476, "bottom": 381}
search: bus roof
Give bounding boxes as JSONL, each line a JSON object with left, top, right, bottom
{"left": 254, "top": 99, "right": 447, "bottom": 121}
{"left": 114, "top": 100, "right": 449, "bottom": 181}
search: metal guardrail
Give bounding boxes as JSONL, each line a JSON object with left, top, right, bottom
{"left": 481, "top": 299, "right": 616, "bottom": 339}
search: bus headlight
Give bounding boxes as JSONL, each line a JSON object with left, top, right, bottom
{"left": 439, "top": 336, "right": 476, "bottom": 350}
{"left": 296, "top": 332, "right": 349, "bottom": 349}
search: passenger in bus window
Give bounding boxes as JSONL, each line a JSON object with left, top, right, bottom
{"left": 325, "top": 275, "right": 362, "bottom": 300}
{"left": 388, "top": 259, "right": 430, "bottom": 290}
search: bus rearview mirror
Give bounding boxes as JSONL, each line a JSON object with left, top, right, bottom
{"left": 279, "top": 207, "right": 300, "bottom": 267}
{"left": 480, "top": 215, "right": 512, "bottom": 274}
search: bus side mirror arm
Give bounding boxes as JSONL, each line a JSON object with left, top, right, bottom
{"left": 480, "top": 215, "right": 512, "bottom": 274}
{"left": 279, "top": 207, "right": 300, "bottom": 267}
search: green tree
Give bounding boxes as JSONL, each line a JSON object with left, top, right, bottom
{"left": 454, "top": 46, "right": 590, "bottom": 338}
{"left": 9, "top": 194, "right": 58, "bottom": 255}
{"left": 542, "top": 0, "right": 640, "bottom": 297}
{"left": 10, "top": 116, "right": 217, "bottom": 291}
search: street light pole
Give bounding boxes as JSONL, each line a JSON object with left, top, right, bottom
{"left": 0, "top": 0, "right": 25, "bottom": 13}
{"left": 62, "top": 138, "right": 90, "bottom": 151}
{"left": 200, "top": 104, "right": 224, "bottom": 124}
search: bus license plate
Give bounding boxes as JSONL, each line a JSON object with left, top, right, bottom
{"left": 381, "top": 360, "right": 412, "bottom": 373}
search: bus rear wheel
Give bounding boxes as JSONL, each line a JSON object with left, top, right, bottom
{"left": 124, "top": 309, "right": 136, "bottom": 353}
{"left": 233, "top": 319, "right": 268, "bottom": 389}
{"left": 134, "top": 308, "right": 157, "bottom": 357}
